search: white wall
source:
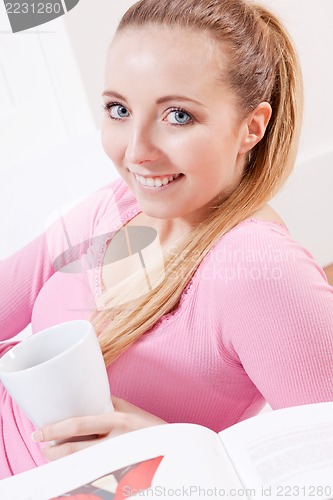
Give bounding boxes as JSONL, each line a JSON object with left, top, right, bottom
{"left": 262, "top": 0, "right": 333, "bottom": 151}
{"left": 0, "top": 4, "right": 96, "bottom": 176}
{"left": 262, "top": 0, "right": 333, "bottom": 266}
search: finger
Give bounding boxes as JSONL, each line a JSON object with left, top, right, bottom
{"left": 33, "top": 413, "right": 118, "bottom": 443}
{"left": 111, "top": 397, "right": 166, "bottom": 424}
{"left": 111, "top": 395, "right": 130, "bottom": 412}
{"left": 111, "top": 396, "right": 144, "bottom": 414}
{"left": 43, "top": 436, "right": 105, "bottom": 461}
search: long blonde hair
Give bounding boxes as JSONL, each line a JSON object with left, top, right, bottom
{"left": 91, "top": 0, "right": 303, "bottom": 365}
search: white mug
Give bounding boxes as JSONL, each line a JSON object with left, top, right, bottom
{"left": 0, "top": 320, "right": 113, "bottom": 428}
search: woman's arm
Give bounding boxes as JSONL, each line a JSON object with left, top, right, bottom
{"left": 0, "top": 181, "right": 123, "bottom": 343}
{"left": 219, "top": 225, "right": 333, "bottom": 410}
{"left": 0, "top": 232, "right": 55, "bottom": 342}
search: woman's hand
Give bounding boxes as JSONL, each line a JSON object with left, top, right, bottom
{"left": 31, "top": 396, "right": 167, "bottom": 461}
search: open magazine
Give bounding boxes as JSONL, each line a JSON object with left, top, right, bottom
{"left": 1, "top": 401, "right": 333, "bottom": 500}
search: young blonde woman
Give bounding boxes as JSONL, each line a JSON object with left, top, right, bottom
{"left": 1, "top": 0, "right": 333, "bottom": 477}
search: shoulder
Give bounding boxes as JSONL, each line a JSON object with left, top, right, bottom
{"left": 206, "top": 217, "right": 328, "bottom": 293}
{"left": 246, "top": 203, "right": 286, "bottom": 226}
{"left": 211, "top": 216, "right": 292, "bottom": 266}
{"left": 96, "top": 177, "right": 139, "bottom": 213}
{"left": 209, "top": 217, "right": 333, "bottom": 361}
{"left": 94, "top": 177, "right": 130, "bottom": 213}
{"left": 44, "top": 179, "right": 133, "bottom": 253}
{"left": 61, "top": 178, "right": 138, "bottom": 230}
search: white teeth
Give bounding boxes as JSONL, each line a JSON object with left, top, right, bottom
{"left": 135, "top": 173, "right": 181, "bottom": 187}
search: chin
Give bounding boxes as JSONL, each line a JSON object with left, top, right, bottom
{"left": 141, "top": 205, "right": 173, "bottom": 220}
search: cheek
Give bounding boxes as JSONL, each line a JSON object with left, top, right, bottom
{"left": 169, "top": 133, "right": 223, "bottom": 173}
{"left": 166, "top": 133, "right": 210, "bottom": 170}
{"left": 195, "top": 130, "right": 239, "bottom": 164}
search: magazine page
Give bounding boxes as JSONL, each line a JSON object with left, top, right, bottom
{"left": 0, "top": 423, "right": 243, "bottom": 500}
{"left": 218, "top": 401, "right": 333, "bottom": 499}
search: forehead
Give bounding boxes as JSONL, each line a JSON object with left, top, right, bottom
{"left": 104, "top": 26, "right": 229, "bottom": 94}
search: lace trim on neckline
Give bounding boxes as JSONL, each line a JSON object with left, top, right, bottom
{"left": 153, "top": 265, "right": 201, "bottom": 327}
{"left": 93, "top": 206, "right": 203, "bottom": 327}
{"left": 244, "top": 217, "right": 289, "bottom": 231}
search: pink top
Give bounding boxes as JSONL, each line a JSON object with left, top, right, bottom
{"left": 1, "top": 178, "right": 333, "bottom": 478}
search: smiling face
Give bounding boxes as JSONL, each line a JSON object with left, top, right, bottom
{"left": 101, "top": 27, "right": 256, "bottom": 228}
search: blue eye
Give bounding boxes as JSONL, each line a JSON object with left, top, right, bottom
{"left": 103, "top": 102, "right": 130, "bottom": 120}
{"left": 167, "top": 109, "right": 192, "bottom": 125}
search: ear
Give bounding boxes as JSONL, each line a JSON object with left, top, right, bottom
{"left": 239, "top": 102, "right": 272, "bottom": 154}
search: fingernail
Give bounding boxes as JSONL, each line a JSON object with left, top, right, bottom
{"left": 31, "top": 430, "right": 43, "bottom": 442}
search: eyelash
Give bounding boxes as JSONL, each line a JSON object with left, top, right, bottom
{"left": 101, "top": 102, "right": 194, "bottom": 126}
{"left": 102, "top": 102, "right": 125, "bottom": 119}
{"left": 168, "top": 107, "right": 194, "bottom": 126}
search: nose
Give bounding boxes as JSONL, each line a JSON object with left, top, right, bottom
{"left": 125, "top": 120, "right": 160, "bottom": 167}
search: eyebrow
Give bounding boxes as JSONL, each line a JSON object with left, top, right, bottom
{"left": 102, "top": 90, "right": 204, "bottom": 107}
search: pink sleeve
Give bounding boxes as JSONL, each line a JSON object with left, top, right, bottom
{"left": 218, "top": 223, "right": 333, "bottom": 409}
{"left": 0, "top": 180, "right": 124, "bottom": 342}
{"left": 0, "top": 233, "right": 54, "bottom": 341}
